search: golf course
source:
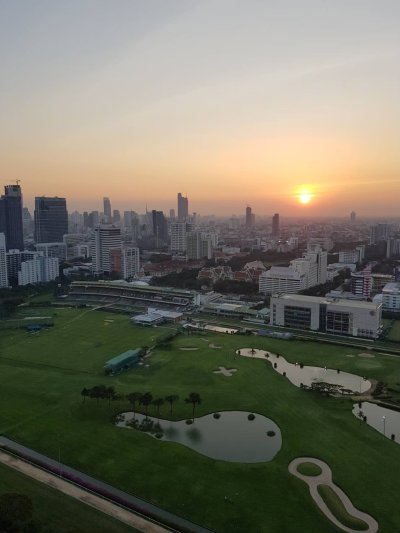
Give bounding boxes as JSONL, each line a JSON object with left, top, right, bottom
{"left": 1, "top": 306, "right": 400, "bottom": 532}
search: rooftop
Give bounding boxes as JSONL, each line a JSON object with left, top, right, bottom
{"left": 382, "top": 282, "right": 400, "bottom": 294}
{"left": 273, "top": 293, "right": 381, "bottom": 309}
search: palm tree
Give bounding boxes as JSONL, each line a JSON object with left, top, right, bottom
{"left": 81, "top": 387, "right": 89, "bottom": 403}
{"left": 127, "top": 392, "right": 142, "bottom": 419}
{"left": 185, "top": 392, "right": 202, "bottom": 422}
{"left": 152, "top": 398, "right": 165, "bottom": 419}
{"left": 106, "top": 386, "right": 116, "bottom": 407}
{"left": 165, "top": 394, "right": 179, "bottom": 416}
{"left": 139, "top": 392, "right": 153, "bottom": 419}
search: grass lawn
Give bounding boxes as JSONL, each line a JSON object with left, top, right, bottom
{"left": 317, "top": 484, "right": 368, "bottom": 531}
{"left": 0, "top": 463, "right": 137, "bottom": 533}
{"left": 296, "top": 462, "right": 322, "bottom": 476}
{"left": 386, "top": 320, "right": 400, "bottom": 342}
{"left": 1, "top": 307, "right": 400, "bottom": 532}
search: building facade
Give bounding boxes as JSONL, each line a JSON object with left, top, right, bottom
{"left": 0, "top": 184, "right": 24, "bottom": 251}
{"left": 0, "top": 233, "right": 8, "bottom": 288}
{"left": 34, "top": 197, "right": 68, "bottom": 244}
{"left": 91, "top": 225, "right": 122, "bottom": 275}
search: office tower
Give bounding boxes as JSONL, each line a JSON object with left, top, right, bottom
{"left": 103, "top": 197, "right": 112, "bottom": 223}
{"left": 170, "top": 222, "right": 194, "bottom": 253}
{"left": 113, "top": 209, "right": 121, "bottom": 224}
{"left": 91, "top": 225, "right": 122, "bottom": 275}
{"left": 350, "top": 211, "right": 356, "bottom": 224}
{"left": 152, "top": 210, "right": 168, "bottom": 246}
{"left": 304, "top": 244, "right": 327, "bottom": 285}
{"left": 370, "top": 223, "right": 390, "bottom": 245}
{"left": 245, "top": 206, "right": 252, "bottom": 228}
{"left": 0, "top": 233, "right": 8, "bottom": 288}
{"left": 169, "top": 209, "right": 176, "bottom": 219}
{"left": 351, "top": 267, "right": 372, "bottom": 298}
{"left": 272, "top": 213, "right": 280, "bottom": 238}
{"left": 83, "top": 211, "right": 89, "bottom": 229}
{"left": 34, "top": 197, "right": 68, "bottom": 243}
{"left": 186, "top": 231, "right": 214, "bottom": 260}
{"left": 0, "top": 184, "right": 24, "bottom": 251}
{"left": 177, "top": 193, "right": 189, "bottom": 220}
{"left": 35, "top": 242, "right": 67, "bottom": 261}
{"left": 122, "top": 247, "right": 140, "bottom": 279}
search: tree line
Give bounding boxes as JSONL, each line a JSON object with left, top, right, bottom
{"left": 81, "top": 386, "right": 202, "bottom": 421}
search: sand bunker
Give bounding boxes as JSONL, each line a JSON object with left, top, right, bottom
{"left": 180, "top": 347, "right": 199, "bottom": 351}
{"left": 209, "top": 343, "right": 223, "bottom": 349}
{"left": 213, "top": 367, "right": 237, "bottom": 377}
{"left": 358, "top": 352, "right": 375, "bottom": 358}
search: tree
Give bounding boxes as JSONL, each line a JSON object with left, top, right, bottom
{"left": 152, "top": 398, "right": 165, "bottom": 419}
{"left": 165, "top": 394, "right": 179, "bottom": 416}
{"left": 0, "top": 493, "right": 41, "bottom": 532}
{"left": 105, "top": 386, "right": 116, "bottom": 407}
{"left": 127, "top": 392, "right": 142, "bottom": 419}
{"left": 81, "top": 387, "right": 89, "bottom": 403}
{"left": 185, "top": 392, "right": 202, "bottom": 421}
{"left": 139, "top": 392, "right": 153, "bottom": 419}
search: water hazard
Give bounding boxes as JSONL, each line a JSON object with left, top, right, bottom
{"left": 117, "top": 410, "right": 281, "bottom": 463}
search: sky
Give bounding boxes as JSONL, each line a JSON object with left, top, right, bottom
{"left": 0, "top": 0, "right": 399, "bottom": 216}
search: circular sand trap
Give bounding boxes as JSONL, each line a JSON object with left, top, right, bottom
{"left": 209, "top": 343, "right": 223, "bottom": 349}
{"left": 358, "top": 352, "right": 375, "bottom": 358}
{"left": 180, "top": 347, "right": 199, "bottom": 351}
{"left": 346, "top": 354, "right": 356, "bottom": 358}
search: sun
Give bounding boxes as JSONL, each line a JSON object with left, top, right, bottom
{"left": 296, "top": 185, "right": 315, "bottom": 206}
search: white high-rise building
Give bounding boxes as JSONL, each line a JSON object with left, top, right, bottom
{"left": 186, "top": 231, "right": 214, "bottom": 260}
{"left": 91, "top": 225, "right": 122, "bottom": 275}
{"left": 122, "top": 247, "right": 140, "bottom": 280}
{"left": 304, "top": 244, "right": 327, "bottom": 285}
{"left": 17, "top": 256, "right": 59, "bottom": 286}
{"left": 0, "top": 233, "right": 9, "bottom": 288}
{"left": 170, "top": 222, "right": 194, "bottom": 253}
{"left": 382, "top": 282, "right": 400, "bottom": 312}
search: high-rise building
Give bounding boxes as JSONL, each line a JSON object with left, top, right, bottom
{"left": 186, "top": 231, "right": 214, "bottom": 260}
{"left": 0, "top": 184, "right": 24, "bottom": 251}
{"left": 245, "top": 206, "right": 253, "bottom": 228}
{"left": 91, "top": 225, "right": 122, "bottom": 275}
{"left": 177, "top": 193, "right": 189, "bottom": 220}
{"left": 0, "top": 233, "right": 8, "bottom": 288}
{"left": 272, "top": 213, "right": 280, "bottom": 238}
{"left": 152, "top": 210, "right": 168, "bottom": 246}
{"left": 351, "top": 267, "right": 372, "bottom": 298}
{"left": 370, "top": 223, "right": 390, "bottom": 245}
{"left": 170, "top": 222, "right": 194, "bottom": 253}
{"left": 18, "top": 256, "right": 59, "bottom": 286}
{"left": 169, "top": 209, "right": 176, "bottom": 219}
{"left": 350, "top": 211, "right": 356, "bottom": 224}
{"left": 304, "top": 244, "right": 327, "bottom": 285}
{"left": 103, "top": 197, "right": 112, "bottom": 223}
{"left": 122, "top": 247, "right": 140, "bottom": 279}
{"left": 34, "top": 197, "right": 68, "bottom": 244}
{"left": 113, "top": 209, "right": 121, "bottom": 224}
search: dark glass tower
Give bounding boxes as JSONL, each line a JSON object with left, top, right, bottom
{"left": 0, "top": 184, "right": 24, "bottom": 250}
{"left": 152, "top": 210, "right": 168, "bottom": 246}
{"left": 34, "top": 197, "right": 68, "bottom": 243}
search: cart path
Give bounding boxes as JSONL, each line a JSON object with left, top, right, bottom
{"left": 288, "top": 457, "right": 378, "bottom": 533}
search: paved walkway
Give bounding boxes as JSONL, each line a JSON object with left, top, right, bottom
{"left": 0, "top": 436, "right": 212, "bottom": 533}
{"left": 288, "top": 457, "right": 378, "bottom": 533}
{"left": 0, "top": 450, "right": 167, "bottom": 533}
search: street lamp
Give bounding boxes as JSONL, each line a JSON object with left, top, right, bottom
{"left": 360, "top": 376, "right": 367, "bottom": 393}
{"left": 382, "top": 415, "right": 386, "bottom": 437}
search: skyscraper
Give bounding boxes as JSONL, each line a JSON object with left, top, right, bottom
{"left": 152, "top": 210, "right": 168, "bottom": 246}
{"left": 272, "top": 213, "right": 280, "bottom": 238}
{"left": 0, "top": 233, "right": 8, "bottom": 288}
{"left": 177, "top": 193, "right": 189, "bottom": 220}
{"left": 113, "top": 209, "right": 121, "bottom": 224}
{"left": 103, "top": 197, "right": 112, "bottom": 223}
{"left": 245, "top": 206, "right": 252, "bottom": 228}
{"left": 34, "top": 197, "right": 68, "bottom": 243}
{"left": 170, "top": 221, "right": 194, "bottom": 253}
{"left": 350, "top": 211, "right": 356, "bottom": 224}
{"left": 91, "top": 225, "right": 122, "bottom": 275}
{"left": 0, "top": 184, "right": 24, "bottom": 251}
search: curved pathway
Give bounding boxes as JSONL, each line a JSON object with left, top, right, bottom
{"left": 288, "top": 457, "right": 378, "bottom": 533}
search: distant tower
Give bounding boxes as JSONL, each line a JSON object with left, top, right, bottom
{"left": 34, "top": 197, "right": 68, "bottom": 244}
{"left": 169, "top": 209, "right": 176, "bottom": 219}
{"left": 112, "top": 209, "right": 121, "bottom": 224}
{"left": 245, "top": 206, "right": 252, "bottom": 228}
{"left": 272, "top": 213, "right": 280, "bottom": 238}
{"left": 152, "top": 210, "right": 168, "bottom": 247}
{"left": 177, "top": 193, "right": 189, "bottom": 221}
{"left": 0, "top": 183, "right": 24, "bottom": 251}
{"left": 103, "top": 197, "right": 112, "bottom": 223}
{"left": 350, "top": 211, "right": 356, "bottom": 224}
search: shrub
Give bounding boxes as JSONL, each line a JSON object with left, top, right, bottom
{"left": 248, "top": 413, "right": 255, "bottom": 421}
{"left": 155, "top": 433, "right": 163, "bottom": 439}
{"left": 213, "top": 413, "right": 221, "bottom": 419}
{"left": 266, "top": 430, "right": 276, "bottom": 437}
{"left": 185, "top": 419, "right": 193, "bottom": 425}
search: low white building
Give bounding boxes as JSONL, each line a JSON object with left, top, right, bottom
{"left": 382, "top": 282, "right": 400, "bottom": 313}
{"left": 259, "top": 266, "right": 307, "bottom": 295}
{"left": 270, "top": 294, "right": 382, "bottom": 339}
{"left": 18, "top": 256, "right": 59, "bottom": 286}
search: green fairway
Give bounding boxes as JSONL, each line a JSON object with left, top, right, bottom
{"left": 317, "top": 484, "right": 368, "bottom": 531}
{"left": 1, "top": 307, "right": 400, "bottom": 532}
{"left": 0, "top": 462, "right": 137, "bottom": 533}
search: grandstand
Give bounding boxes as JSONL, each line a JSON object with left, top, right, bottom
{"left": 67, "top": 281, "right": 201, "bottom": 313}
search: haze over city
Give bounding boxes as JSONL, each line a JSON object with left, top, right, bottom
{"left": 1, "top": 0, "right": 400, "bottom": 216}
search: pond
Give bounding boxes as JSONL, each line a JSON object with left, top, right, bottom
{"left": 239, "top": 348, "right": 371, "bottom": 393}
{"left": 352, "top": 402, "right": 400, "bottom": 443}
{"left": 117, "top": 411, "right": 281, "bottom": 463}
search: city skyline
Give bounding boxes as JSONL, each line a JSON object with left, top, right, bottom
{"left": 1, "top": 1, "right": 400, "bottom": 216}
